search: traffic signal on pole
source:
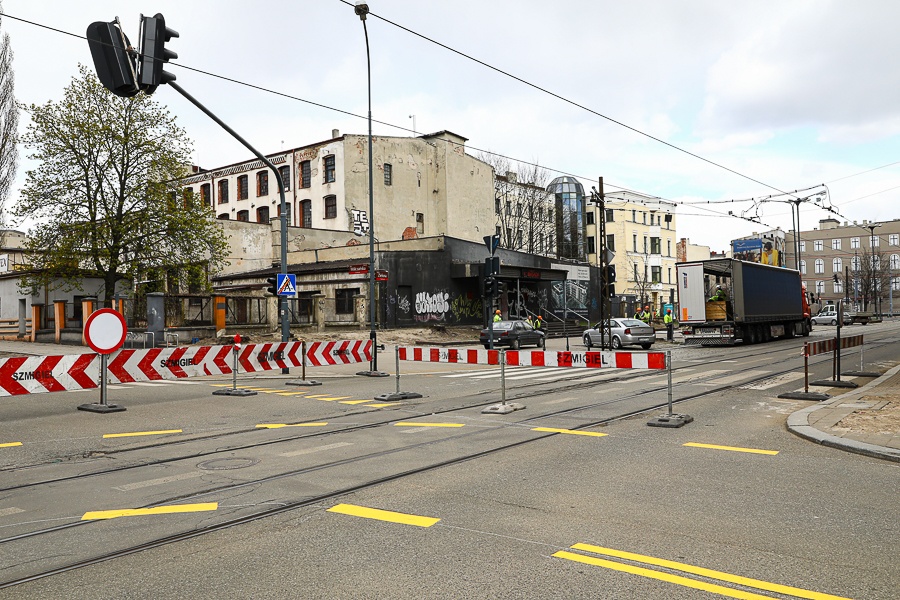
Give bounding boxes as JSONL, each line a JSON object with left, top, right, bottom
{"left": 86, "top": 20, "right": 140, "bottom": 97}
{"left": 833, "top": 274, "right": 839, "bottom": 283}
{"left": 484, "top": 276, "right": 495, "bottom": 297}
{"left": 266, "top": 277, "right": 278, "bottom": 296}
{"left": 138, "top": 13, "right": 179, "bottom": 94}
{"left": 605, "top": 264, "right": 616, "bottom": 283}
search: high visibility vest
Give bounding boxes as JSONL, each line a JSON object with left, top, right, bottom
{"left": 664, "top": 314, "right": 673, "bottom": 324}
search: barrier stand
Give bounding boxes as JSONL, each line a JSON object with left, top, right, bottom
{"left": 287, "top": 340, "right": 323, "bottom": 387}
{"left": 482, "top": 350, "right": 525, "bottom": 414}
{"left": 778, "top": 342, "right": 830, "bottom": 400}
{"left": 78, "top": 308, "right": 127, "bottom": 413}
{"left": 373, "top": 346, "right": 423, "bottom": 401}
{"left": 647, "top": 350, "right": 692, "bottom": 427}
{"left": 78, "top": 352, "right": 126, "bottom": 413}
{"left": 811, "top": 334, "right": 860, "bottom": 389}
{"left": 212, "top": 335, "right": 257, "bottom": 397}
{"left": 842, "top": 338, "right": 881, "bottom": 378}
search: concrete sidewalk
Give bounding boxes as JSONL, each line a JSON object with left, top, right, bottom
{"left": 787, "top": 363, "right": 900, "bottom": 462}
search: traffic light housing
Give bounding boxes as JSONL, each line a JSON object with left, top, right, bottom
{"left": 605, "top": 264, "right": 616, "bottom": 283}
{"left": 86, "top": 20, "right": 140, "bottom": 97}
{"left": 484, "top": 276, "right": 496, "bottom": 297}
{"left": 265, "top": 277, "right": 278, "bottom": 296}
{"left": 138, "top": 13, "right": 179, "bottom": 94}
{"left": 832, "top": 274, "right": 839, "bottom": 283}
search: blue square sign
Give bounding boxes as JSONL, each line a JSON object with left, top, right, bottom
{"left": 276, "top": 273, "right": 297, "bottom": 297}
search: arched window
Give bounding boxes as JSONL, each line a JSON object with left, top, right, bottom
{"left": 814, "top": 259, "right": 824, "bottom": 274}
{"left": 832, "top": 257, "right": 842, "bottom": 273}
{"left": 891, "top": 254, "right": 900, "bottom": 270}
{"left": 799, "top": 260, "right": 806, "bottom": 274}
{"left": 815, "top": 280, "right": 825, "bottom": 294}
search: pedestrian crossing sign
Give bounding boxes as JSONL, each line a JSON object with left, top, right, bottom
{"left": 277, "top": 273, "right": 297, "bottom": 297}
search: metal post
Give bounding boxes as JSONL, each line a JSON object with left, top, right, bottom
{"left": 803, "top": 343, "right": 809, "bottom": 393}
{"left": 500, "top": 350, "right": 506, "bottom": 406}
{"left": 100, "top": 353, "right": 109, "bottom": 407}
{"left": 666, "top": 350, "right": 673, "bottom": 416}
{"left": 232, "top": 344, "right": 239, "bottom": 391}
{"left": 394, "top": 345, "right": 401, "bottom": 395}
{"left": 835, "top": 322, "right": 842, "bottom": 382}
{"left": 301, "top": 340, "right": 307, "bottom": 382}
{"left": 563, "top": 281, "right": 569, "bottom": 351}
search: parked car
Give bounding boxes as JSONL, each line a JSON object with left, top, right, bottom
{"left": 480, "top": 320, "right": 545, "bottom": 349}
{"left": 811, "top": 306, "right": 852, "bottom": 326}
{"left": 582, "top": 318, "right": 656, "bottom": 350}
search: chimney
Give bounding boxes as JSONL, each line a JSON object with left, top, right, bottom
{"left": 332, "top": 129, "right": 340, "bottom": 139}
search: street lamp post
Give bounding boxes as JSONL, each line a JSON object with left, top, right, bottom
{"left": 867, "top": 223, "right": 882, "bottom": 315}
{"left": 354, "top": 2, "right": 387, "bottom": 377}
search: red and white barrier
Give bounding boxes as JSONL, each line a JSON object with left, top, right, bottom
{"left": 305, "top": 340, "right": 372, "bottom": 366}
{"left": 0, "top": 353, "right": 98, "bottom": 396}
{"left": 397, "top": 346, "right": 666, "bottom": 370}
{"left": 804, "top": 334, "right": 863, "bottom": 357}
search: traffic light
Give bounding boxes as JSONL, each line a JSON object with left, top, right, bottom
{"left": 484, "top": 276, "right": 496, "bottom": 297}
{"left": 265, "top": 277, "right": 278, "bottom": 296}
{"left": 138, "top": 13, "right": 179, "bottom": 94}
{"left": 605, "top": 264, "right": 616, "bottom": 283}
{"left": 86, "top": 20, "right": 140, "bottom": 97}
{"left": 833, "top": 274, "right": 839, "bottom": 283}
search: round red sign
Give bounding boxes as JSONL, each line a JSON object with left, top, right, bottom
{"left": 84, "top": 308, "right": 128, "bottom": 355}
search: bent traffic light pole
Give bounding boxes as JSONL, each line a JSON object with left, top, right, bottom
{"left": 168, "top": 81, "right": 291, "bottom": 371}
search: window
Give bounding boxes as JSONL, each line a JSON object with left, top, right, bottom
{"left": 815, "top": 280, "right": 825, "bottom": 294}
{"left": 892, "top": 276, "right": 900, "bottom": 291}
{"left": 217, "top": 213, "right": 230, "bottom": 220}
{"left": 650, "top": 237, "right": 661, "bottom": 254}
{"left": 384, "top": 163, "right": 392, "bottom": 186}
{"left": 799, "top": 241, "right": 805, "bottom": 252}
{"left": 585, "top": 212, "right": 594, "bottom": 225}
{"left": 217, "top": 179, "right": 229, "bottom": 203}
{"left": 324, "top": 195, "right": 337, "bottom": 219}
{"left": 891, "top": 254, "right": 900, "bottom": 270}
{"left": 651, "top": 266, "right": 661, "bottom": 283}
{"left": 495, "top": 197, "right": 501, "bottom": 214}
{"left": 587, "top": 236, "right": 595, "bottom": 254}
{"left": 890, "top": 234, "right": 899, "bottom": 246}
{"left": 632, "top": 234, "right": 638, "bottom": 252}
{"left": 667, "top": 239, "right": 671, "bottom": 256}
{"left": 814, "top": 259, "right": 824, "bottom": 274}
{"left": 201, "top": 183, "right": 211, "bottom": 206}
{"left": 667, "top": 267, "right": 672, "bottom": 283}
{"left": 236, "top": 210, "right": 249, "bottom": 222}
{"left": 633, "top": 264, "right": 638, "bottom": 280}
{"left": 799, "top": 260, "right": 806, "bottom": 274}
{"left": 832, "top": 257, "right": 842, "bottom": 273}
{"left": 256, "top": 171, "right": 268, "bottom": 196}
{"left": 642, "top": 212, "right": 647, "bottom": 224}
{"left": 605, "top": 209, "right": 614, "bottom": 222}
{"left": 871, "top": 235, "right": 880, "bottom": 247}
{"left": 183, "top": 187, "right": 194, "bottom": 207}
{"left": 256, "top": 206, "right": 269, "bottom": 223}
{"left": 606, "top": 234, "right": 615, "bottom": 251}
{"left": 279, "top": 165, "right": 291, "bottom": 191}
{"left": 631, "top": 210, "right": 636, "bottom": 222}
{"left": 833, "top": 280, "right": 843, "bottom": 294}
{"left": 335, "top": 288, "right": 359, "bottom": 314}
{"left": 813, "top": 240, "right": 823, "bottom": 251}
{"left": 496, "top": 225, "right": 501, "bottom": 237}
{"left": 416, "top": 212, "right": 424, "bottom": 234}
{"left": 832, "top": 239, "right": 841, "bottom": 250}
{"left": 851, "top": 256, "right": 860, "bottom": 271}
{"left": 300, "top": 200, "right": 312, "bottom": 228}
{"left": 300, "top": 161, "right": 311, "bottom": 188}
{"left": 643, "top": 236, "right": 648, "bottom": 253}
{"left": 237, "top": 175, "right": 248, "bottom": 200}
{"left": 850, "top": 237, "right": 860, "bottom": 249}
{"left": 323, "top": 155, "right": 335, "bottom": 183}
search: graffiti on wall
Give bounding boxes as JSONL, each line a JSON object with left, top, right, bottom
{"left": 414, "top": 291, "right": 450, "bottom": 322}
{"left": 351, "top": 209, "right": 370, "bottom": 235}
{"left": 450, "top": 294, "right": 482, "bottom": 322}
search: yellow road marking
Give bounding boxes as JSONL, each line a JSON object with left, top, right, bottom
{"left": 367, "top": 402, "right": 399, "bottom": 408}
{"left": 683, "top": 442, "right": 779, "bottom": 455}
{"left": 255, "top": 422, "right": 328, "bottom": 429}
{"left": 103, "top": 430, "right": 182, "bottom": 439}
{"left": 569, "top": 543, "right": 850, "bottom": 600}
{"left": 320, "top": 396, "right": 352, "bottom": 401}
{"left": 393, "top": 422, "right": 465, "bottom": 428}
{"left": 339, "top": 399, "right": 371, "bottom": 405}
{"left": 554, "top": 551, "right": 778, "bottom": 600}
{"left": 327, "top": 503, "right": 439, "bottom": 527}
{"left": 82, "top": 502, "right": 218, "bottom": 520}
{"left": 1, "top": 442, "right": 23, "bottom": 448}
{"left": 275, "top": 391, "right": 309, "bottom": 396}
{"left": 304, "top": 394, "right": 329, "bottom": 398}
{"left": 532, "top": 427, "right": 608, "bottom": 437}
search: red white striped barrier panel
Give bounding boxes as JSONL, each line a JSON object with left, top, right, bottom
{"left": 397, "top": 346, "right": 666, "bottom": 370}
{"left": 0, "top": 353, "right": 99, "bottom": 397}
{"left": 805, "top": 334, "right": 863, "bottom": 357}
{"left": 304, "top": 340, "right": 372, "bottom": 367}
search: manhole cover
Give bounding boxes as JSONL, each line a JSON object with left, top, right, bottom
{"left": 197, "top": 457, "right": 259, "bottom": 471}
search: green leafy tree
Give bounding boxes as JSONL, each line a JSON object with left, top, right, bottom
{"left": 13, "top": 66, "right": 228, "bottom": 304}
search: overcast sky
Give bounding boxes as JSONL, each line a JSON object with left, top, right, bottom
{"left": 3, "top": 0, "right": 900, "bottom": 252}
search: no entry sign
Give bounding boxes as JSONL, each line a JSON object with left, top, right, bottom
{"left": 83, "top": 308, "right": 127, "bottom": 355}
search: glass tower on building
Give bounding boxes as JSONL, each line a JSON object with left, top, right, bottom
{"left": 547, "top": 176, "right": 585, "bottom": 260}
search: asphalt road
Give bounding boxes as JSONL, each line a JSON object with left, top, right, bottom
{"left": 1, "top": 322, "right": 898, "bottom": 598}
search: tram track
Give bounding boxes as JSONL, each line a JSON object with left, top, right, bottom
{"left": 4, "top": 330, "right": 894, "bottom": 589}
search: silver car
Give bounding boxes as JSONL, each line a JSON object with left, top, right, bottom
{"left": 582, "top": 318, "right": 656, "bottom": 350}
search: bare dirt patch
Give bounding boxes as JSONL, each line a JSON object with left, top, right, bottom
{"left": 835, "top": 400, "right": 900, "bottom": 436}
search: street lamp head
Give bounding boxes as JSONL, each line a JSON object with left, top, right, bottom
{"left": 354, "top": 2, "right": 369, "bottom": 19}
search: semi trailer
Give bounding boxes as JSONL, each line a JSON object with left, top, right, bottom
{"left": 676, "top": 258, "right": 811, "bottom": 346}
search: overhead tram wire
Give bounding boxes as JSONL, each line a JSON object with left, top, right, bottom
{"left": 0, "top": 10, "right": 780, "bottom": 227}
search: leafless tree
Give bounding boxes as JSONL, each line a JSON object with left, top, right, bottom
{"left": 480, "top": 154, "right": 554, "bottom": 255}
{"left": 627, "top": 252, "right": 653, "bottom": 314}
{"left": 0, "top": 9, "right": 18, "bottom": 240}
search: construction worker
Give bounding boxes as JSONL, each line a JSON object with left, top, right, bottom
{"left": 635, "top": 305, "right": 652, "bottom": 324}
{"left": 664, "top": 309, "right": 674, "bottom": 341}
{"left": 708, "top": 285, "right": 726, "bottom": 302}
{"left": 534, "top": 315, "right": 543, "bottom": 331}
{"left": 493, "top": 309, "right": 502, "bottom": 323}
{"left": 526, "top": 315, "right": 534, "bottom": 328}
